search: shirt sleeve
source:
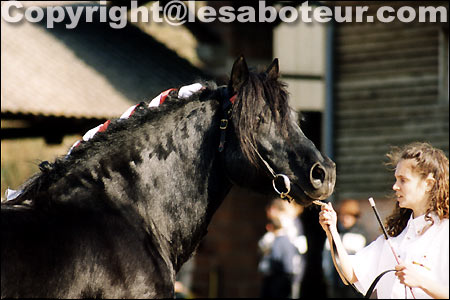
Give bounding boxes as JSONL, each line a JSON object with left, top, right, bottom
{"left": 350, "top": 235, "right": 386, "bottom": 295}
{"left": 438, "top": 221, "right": 449, "bottom": 288}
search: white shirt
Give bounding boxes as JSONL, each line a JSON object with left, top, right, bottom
{"left": 350, "top": 213, "right": 449, "bottom": 298}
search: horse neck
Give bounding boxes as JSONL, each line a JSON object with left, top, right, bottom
{"left": 27, "top": 96, "right": 232, "bottom": 272}
{"left": 123, "top": 98, "right": 232, "bottom": 270}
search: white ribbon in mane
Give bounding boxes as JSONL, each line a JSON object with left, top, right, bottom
{"left": 4, "top": 83, "right": 204, "bottom": 202}
{"left": 66, "top": 83, "right": 204, "bottom": 156}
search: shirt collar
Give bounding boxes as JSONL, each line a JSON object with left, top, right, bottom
{"left": 407, "top": 212, "right": 440, "bottom": 235}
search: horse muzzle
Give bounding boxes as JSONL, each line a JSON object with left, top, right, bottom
{"left": 272, "top": 160, "right": 336, "bottom": 204}
{"left": 307, "top": 161, "right": 336, "bottom": 200}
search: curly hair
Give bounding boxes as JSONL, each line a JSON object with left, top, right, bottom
{"left": 385, "top": 142, "right": 449, "bottom": 237}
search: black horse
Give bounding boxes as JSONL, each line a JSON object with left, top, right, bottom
{"left": 1, "top": 56, "right": 335, "bottom": 298}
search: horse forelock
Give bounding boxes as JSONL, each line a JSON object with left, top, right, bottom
{"left": 232, "top": 71, "right": 291, "bottom": 168}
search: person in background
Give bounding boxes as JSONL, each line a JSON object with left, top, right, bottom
{"left": 319, "top": 142, "right": 449, "bottom": 299}
{"left": 258, "top": 198, "right": 307, "bottom": 298}
{"left": 282, "top": 200, "right": 308, "bottom": 298}
{"left": 322, "top": 199, "right": 367, "bottom": 298}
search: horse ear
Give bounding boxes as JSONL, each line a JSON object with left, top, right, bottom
{"left": 230, "top": 55, "right": 249, "bottom": 94}
{"left": 266, "top": 58, "right": 279, "bottom": 80}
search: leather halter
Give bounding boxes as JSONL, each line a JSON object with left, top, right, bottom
{"left": 217, "top": 88, "right": 236, "bottom": 153}
{"left": 216, "top": 89, "right": 295, "bottom": 203}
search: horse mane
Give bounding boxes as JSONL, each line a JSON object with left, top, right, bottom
{"left": 9, "top": 81, "right": 219, "bottom": 205}
{"left": 231, "top": 69, "right": 291, "bottom": 167}
{"left": 7, "top": 68, "right": 292, "bottom": 205}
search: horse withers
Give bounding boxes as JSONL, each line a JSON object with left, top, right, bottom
{"left": 1, "top": 56, "right": 335, "bottom": 298}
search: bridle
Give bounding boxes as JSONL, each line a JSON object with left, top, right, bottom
{"left": 250, "top": 143, "right": 296, "bottom": 203}
{"left": 216, "top": 86, "right": 297, "bottom": 203}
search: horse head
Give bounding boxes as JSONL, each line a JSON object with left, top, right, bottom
{"left": 222, "top": 56, "right": 336, "bottom": 205}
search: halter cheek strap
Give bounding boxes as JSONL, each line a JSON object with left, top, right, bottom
{"left": 218, "top": 92, "right": 236, "bottom": 152}
{"left": 216, "top": 91, "right": 295, "bottom": 203}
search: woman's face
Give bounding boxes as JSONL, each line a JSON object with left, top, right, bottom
{"left": 393, "top": 159, "right": 432, "bottom": 216}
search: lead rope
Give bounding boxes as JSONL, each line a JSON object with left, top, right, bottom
{"left": 313, "top": 201, "right": 357, "bottom": 291}
{"left": 320, "top": 214, "right": 385, "bottom": 298}
{"left": 319, "top": 198, "right": 407, "bottom": 298}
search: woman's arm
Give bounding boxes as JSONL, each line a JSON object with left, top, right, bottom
{"left": 319, "top": 202, "right": 358, "bottom": 284}
{"left": 395, "top": 263, "right": 449, "bottom": 299}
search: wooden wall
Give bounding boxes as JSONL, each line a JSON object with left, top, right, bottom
{"left": 333, "top": 2, "right": 449, "bottom": 202}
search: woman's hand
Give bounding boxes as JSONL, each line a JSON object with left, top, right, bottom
{"left": 395, "top": 263, "right": 449, "bottom": 299}
{"left": 395, "top": 263, "right": 424, "bottom": 288}
{"left": 318, "top": 202, "right": 358, "bottom": 284}
{"left": 318, "top": 202, "right": 338, "bottom": 234}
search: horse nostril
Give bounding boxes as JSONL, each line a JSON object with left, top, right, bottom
{"left": 310, "top": 163, "right": 326, "bottom": 189}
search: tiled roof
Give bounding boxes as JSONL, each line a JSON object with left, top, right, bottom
{"left": 1, "top": 3, "right": 205, "bottom": 119}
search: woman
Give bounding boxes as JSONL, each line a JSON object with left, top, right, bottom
{"left": 319, "top": 142, "right": 449, "bottom": 299}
